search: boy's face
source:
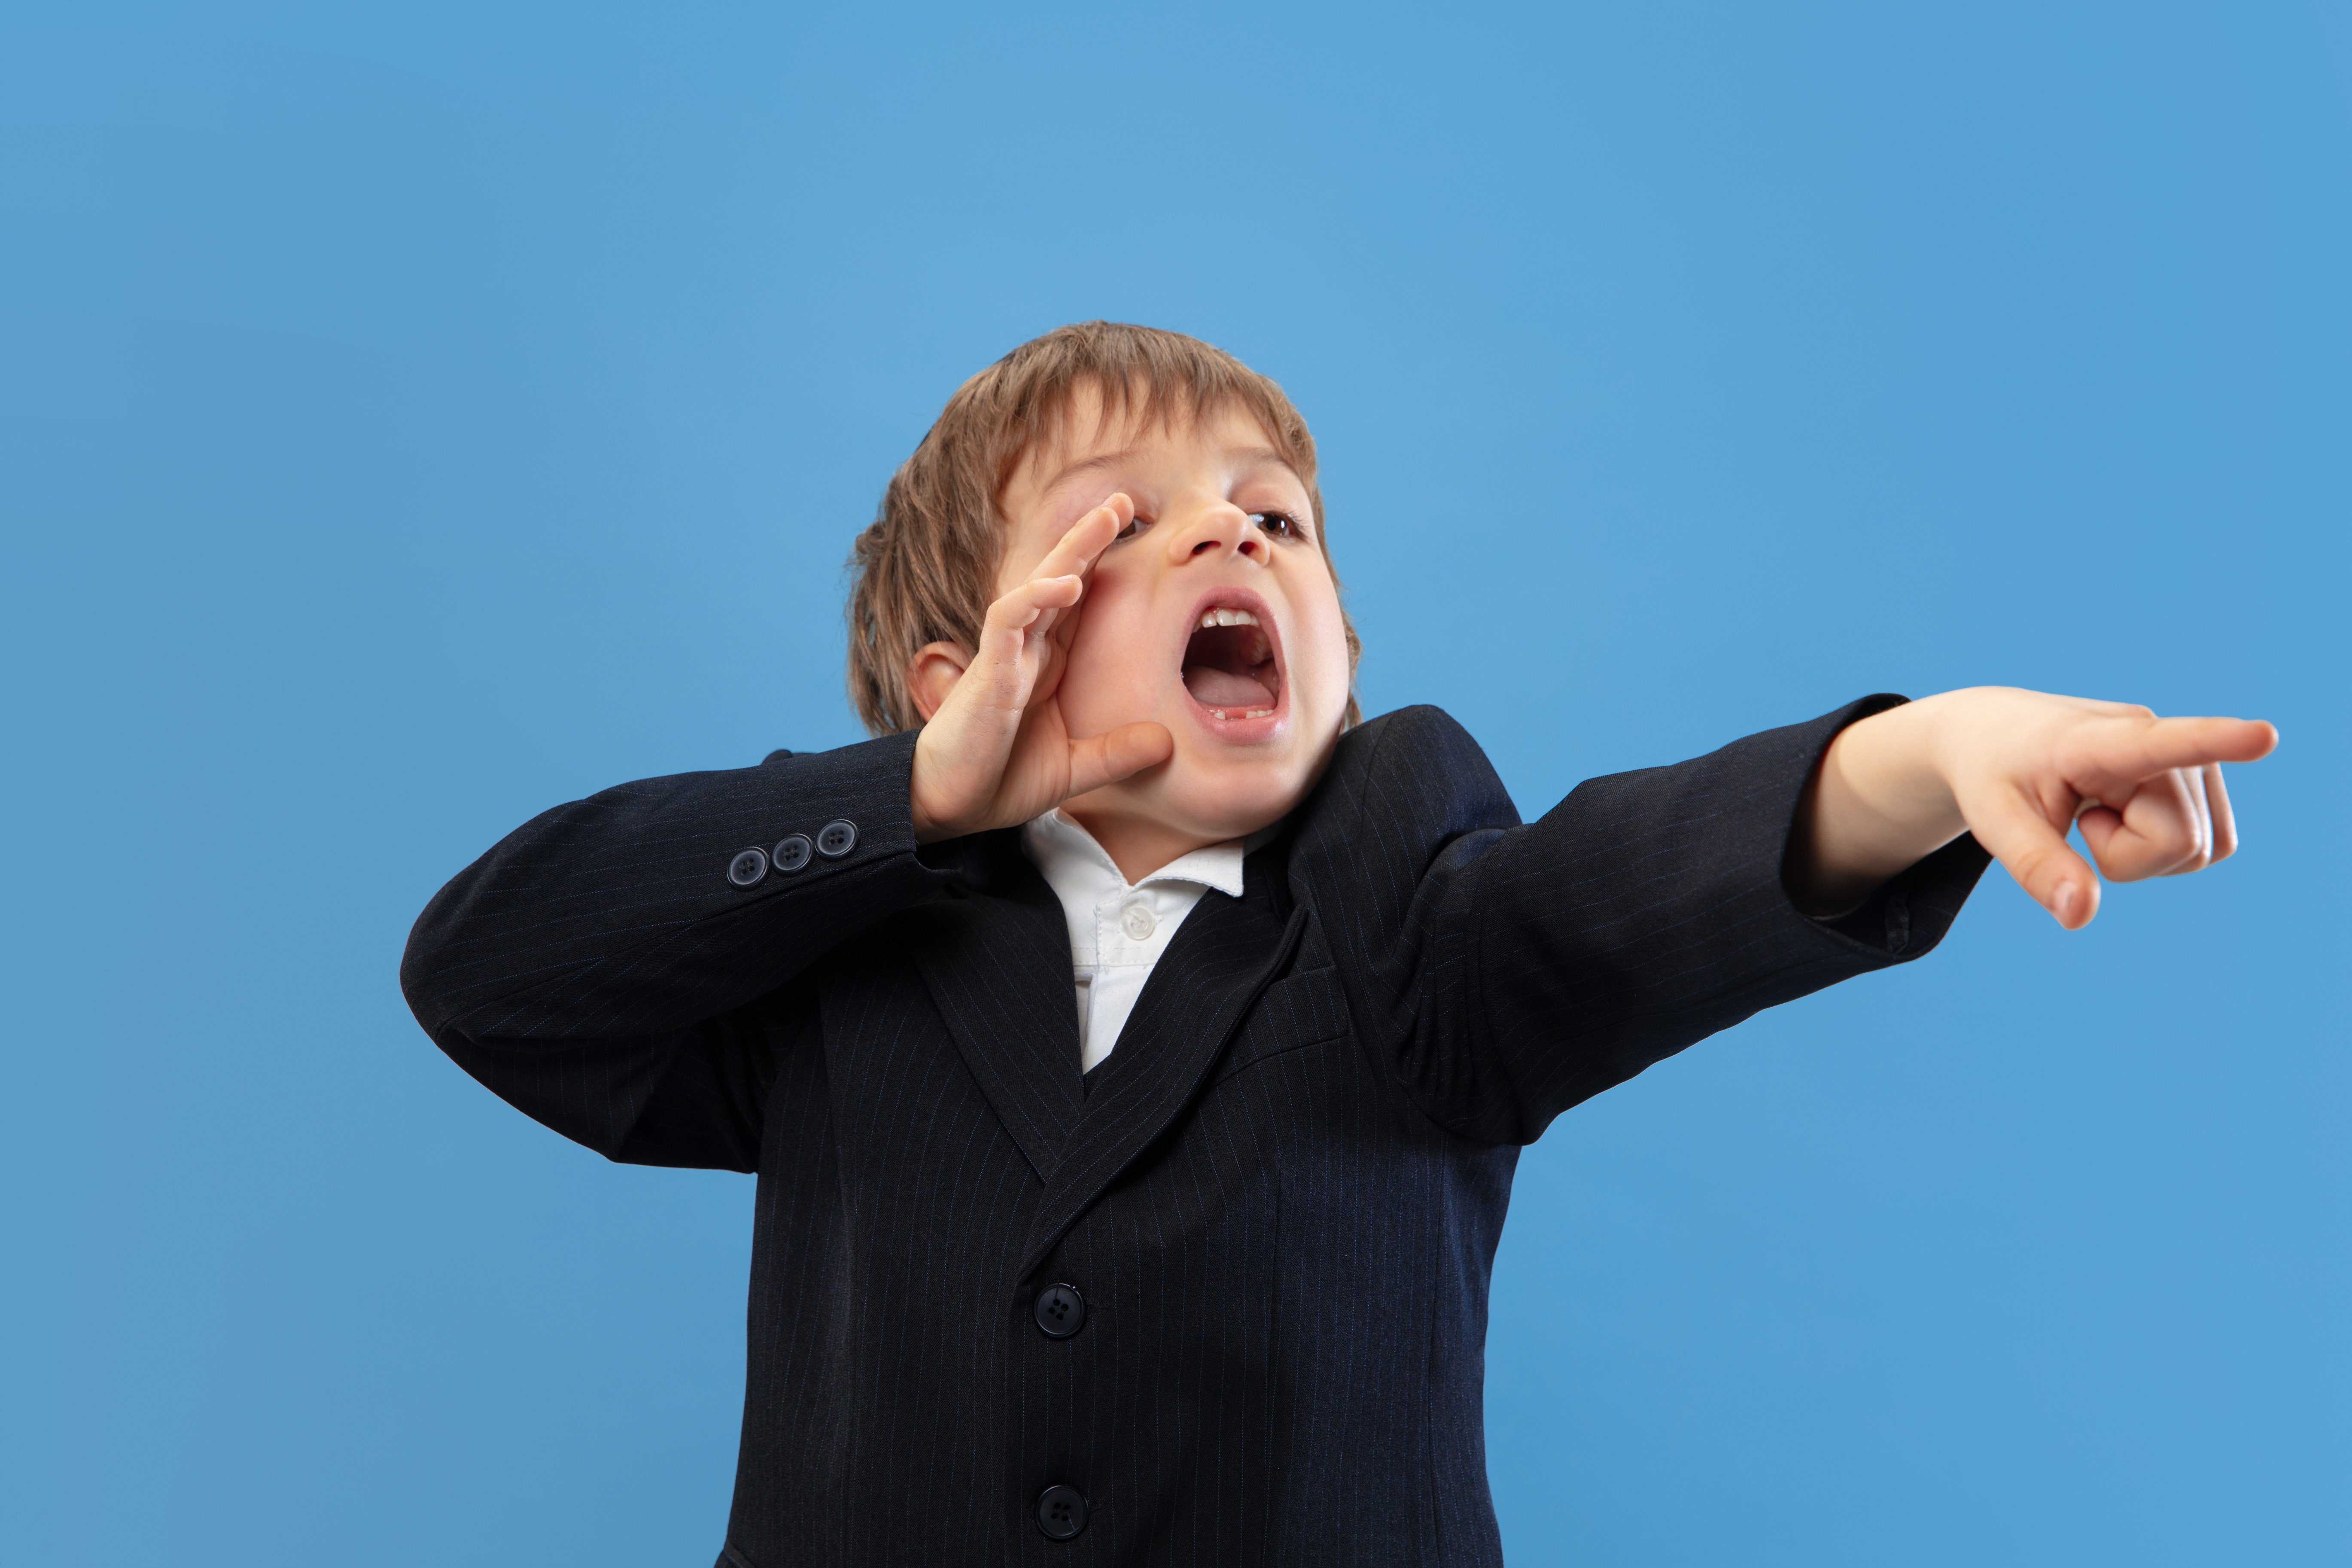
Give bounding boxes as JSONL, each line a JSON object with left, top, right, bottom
{"left": 996, "top": 390, "right": 1352, "bottom": 849}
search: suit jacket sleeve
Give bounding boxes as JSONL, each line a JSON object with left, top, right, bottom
{"left": 1305, "top": 700, "right": 1992, "bottom": 1147}
{"left": 399, "top": 729, "right": 938, "bottom": 1172}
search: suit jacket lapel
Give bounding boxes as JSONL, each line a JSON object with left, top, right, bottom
{"left": 904, "top": 835, "right": 1084, "bottom": 1184}
{"left": 1018, "top": 888, "right": 1307, "bottom": 1279}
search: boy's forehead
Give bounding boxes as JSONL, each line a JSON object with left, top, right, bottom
{"left": 1012, "top": 391, "right": 1302, "bottom": 501}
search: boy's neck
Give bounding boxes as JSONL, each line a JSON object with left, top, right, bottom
{"left": 1058, "top": 805, "right": 1230, "bottom": 887}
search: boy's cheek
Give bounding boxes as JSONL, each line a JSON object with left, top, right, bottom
{"left": 1288, "top": 603, "right": 1353, "bottom": 728}
{"left": 1060, "top": 615, "right": 1168, "bottom": 731}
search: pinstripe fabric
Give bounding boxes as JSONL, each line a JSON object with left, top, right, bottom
{"left": 402, "top": 700, "right": 1989, "bottom": 1566}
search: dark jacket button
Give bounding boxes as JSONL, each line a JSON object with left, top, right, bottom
{"left": 815, "top": 819, "right": 858, "bottom": 858}
{"left": 725, "top": 848, "right": 769, "bottom": 888}
{"left": 1036, "top": 1485, "right": 1088, "bottom": 1541}
{"left": 772, "top": 834, "right": 813, "bottom": 873}
{"left": 1034, "top": 1283, "right": 1086, "bottom": 1339}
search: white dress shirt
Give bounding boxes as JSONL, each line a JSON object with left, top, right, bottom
{"left": 1020, "top": 809, "right": 1246, "bottom": 1072}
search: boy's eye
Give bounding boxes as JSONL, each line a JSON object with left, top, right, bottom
{"left": 1114, "top": 514, "right": 1152, "bottom": 542}
{"left": 1249, "top": 510, "right": 1302, "bottom": 540}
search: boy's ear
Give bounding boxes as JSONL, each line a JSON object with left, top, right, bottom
{"left": 907, "top": 642, "right": 971, "bottom": 722}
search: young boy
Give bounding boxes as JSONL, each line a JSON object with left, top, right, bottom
{"left": 402, "top": 323, "right": 2273, "bottom": 1566}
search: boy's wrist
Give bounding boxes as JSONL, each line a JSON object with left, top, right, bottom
{"left": 908, "top": 728, "right": 958, "bottom": 844}
{"left": 1790, "top": 696, "right": 1970, "bottom": 916}
{"left": 1844, "top": 694, "right": 1970, "bottom": 844}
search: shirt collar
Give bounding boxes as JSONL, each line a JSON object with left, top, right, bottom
{"left": 1021, "top": 809, "right": 1246, "bottom": 900}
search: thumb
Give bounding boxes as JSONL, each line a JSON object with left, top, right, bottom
{"left": 1969, "top": 782, "right": 2102, "bottom": 930}
{"left": 1065, "top": 722, "right": 1174, "bottom": 798}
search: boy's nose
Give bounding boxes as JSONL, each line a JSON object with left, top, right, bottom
{"left": 1165, "top": 502, "right": 1269, "bottom": 566}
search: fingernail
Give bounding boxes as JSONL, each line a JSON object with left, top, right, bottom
{"left": 2052, "top": 883, "right": 2078, "bottom": 925}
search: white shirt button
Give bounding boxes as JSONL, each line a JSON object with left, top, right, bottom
{"left": 1120, "top": 902, "right": 1157, "bottom": 941}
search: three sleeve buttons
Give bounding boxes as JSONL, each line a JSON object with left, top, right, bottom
{"left": 1033, "top": 1282, "right": 1086, "bottom": 1339}
{"left": 728, "top": 820, "right": 857, "bottom": 887}
{"left": 1036, "top": 1485, "right": 1089, "bottom": 1541}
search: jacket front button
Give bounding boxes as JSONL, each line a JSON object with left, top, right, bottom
{"left": 1033, "top": 1282, "right": 1086, "bottom": 1339}
{"left": 1036, "top": 1485, "right": 1088, "bottom": 1541}
{"left": 815, "top": 819, "right": 858, "bottom": 858}
{"left": 725, "top": 848, "right": 769, "bottom": 888}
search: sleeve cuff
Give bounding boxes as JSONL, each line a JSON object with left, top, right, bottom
{"left": 1814, "top": 831, "right": 1993, "bottom": 956}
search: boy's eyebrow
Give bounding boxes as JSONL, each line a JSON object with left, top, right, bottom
{"left": 1037, "top": 444, "right": 1305, "bottom": 498}
{"left": 1037, "top": 449, "right": 1140, "bottom": 496}
{"left": 1225, "top": 445, "right": 1301, "bottom": 479}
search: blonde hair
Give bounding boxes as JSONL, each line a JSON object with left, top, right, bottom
{"left": 845, "top": 321, "right": 1362, "bottom": 736}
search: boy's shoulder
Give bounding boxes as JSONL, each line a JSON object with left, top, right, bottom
{"left": 1282, "top": 705, "right": 1523, "bottom": 909}
{"left": 1305, "top": 704, "right": 1521, "bottom": 840}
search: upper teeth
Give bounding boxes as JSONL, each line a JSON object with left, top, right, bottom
{"left": 1199, "top": 608, "right": 1260, "bottom": 629}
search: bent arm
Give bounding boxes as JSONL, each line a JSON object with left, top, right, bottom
{"left": 400, "top": 730, "right": 938, "bottom": 1168}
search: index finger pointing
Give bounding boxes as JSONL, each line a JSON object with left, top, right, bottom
{"left": 2076, "top": 715, "right": 2279, "bottom": 787}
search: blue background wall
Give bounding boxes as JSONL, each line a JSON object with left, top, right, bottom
{"left": 3, "top": 3, "right": 2343, "bottom": 1562}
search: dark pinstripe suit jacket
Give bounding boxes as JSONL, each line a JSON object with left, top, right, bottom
{"left": 401, "top": 699, "right": 1988, "bottom": 1567}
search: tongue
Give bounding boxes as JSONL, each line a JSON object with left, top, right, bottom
{"left": 1184, "top": 665, "right": 1277, "bottom": 708}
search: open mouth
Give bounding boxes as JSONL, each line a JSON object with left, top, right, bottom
{"left": 1181, "top": 602, "right": 1283, "bottom": 722}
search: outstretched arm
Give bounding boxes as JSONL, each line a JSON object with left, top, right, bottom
{"left": 1787, "top": 687, "right": 2279, "bottom": 929}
